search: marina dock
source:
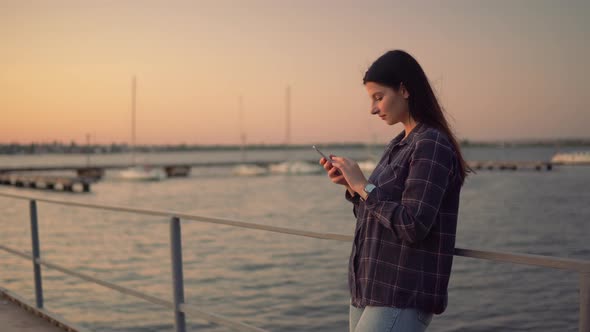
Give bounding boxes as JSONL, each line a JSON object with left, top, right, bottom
{"left": 0, "top": 159, "right": 558, "bottom": 195}
{"left": 0, "top": 159, "right": 555, "bottom": 177}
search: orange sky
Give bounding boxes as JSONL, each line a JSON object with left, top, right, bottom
{"left": 1, "top": 1, "right": 589, "bottom": 145}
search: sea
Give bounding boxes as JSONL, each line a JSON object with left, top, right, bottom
{"left": 0, "top": 145, "right": 588, "bottom": 332}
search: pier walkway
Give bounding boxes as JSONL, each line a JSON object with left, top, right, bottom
{"left": 1, "top": 288, "right": 84, "bottom": 332}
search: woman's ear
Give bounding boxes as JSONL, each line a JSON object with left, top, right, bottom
{"left": 400, "top": 83, "right": 410, "bottom": 99}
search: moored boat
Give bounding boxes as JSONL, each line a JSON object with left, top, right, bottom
{"left": 551, "top": 151, "right": 590, "bottom": 165}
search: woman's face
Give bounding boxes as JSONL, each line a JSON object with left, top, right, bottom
{"left": 365, "top": 82, "right": 410, "bottom": 126}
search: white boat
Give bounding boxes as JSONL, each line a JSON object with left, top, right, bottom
{"left": 551, "top": 151, "right": 590, "bottom": 165}
{"left": 269, "top": 161, "right": 322, "bottom": 175}
{"left": 231, "top": 164, "right": 269, "bottom": 176}
{"left": 118, "top": 166, "right": 166, "bottom": 181}
{"left": 116, "top": 76, "right": 166, "bottom": 181}
{"left": 269, "top": 87, "right": 322, "bottom": 176}
{"left": 231, "top": 96, "right": 270, "bottom": 177}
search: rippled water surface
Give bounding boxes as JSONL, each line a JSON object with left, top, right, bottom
{"left": 1, "top": 146, "right": 588, "bottom": 331}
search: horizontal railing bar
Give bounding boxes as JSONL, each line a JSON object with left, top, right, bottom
{"left": 0, "top": 244, "right": 269, "bottom": 331}
{"left": 454, "top": 248, "right": 590, "bottom": 273}
{"left": 0, "top": 244, "right": 172, "bottom": 308}
{"left": 1, "top": 192, "right": 589, "bottom": 273}
{"left": 38, "top": 257, "right": 174, "bottom": 308}
{"left": 0, "top": 192, "right": 351, "bottom": 241}
{"left": 0, "top": 244, "right": 32, "bottom": 260}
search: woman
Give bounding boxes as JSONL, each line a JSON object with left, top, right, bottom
{"left": 320, "top": 50, "right": 470, "bottom": 331}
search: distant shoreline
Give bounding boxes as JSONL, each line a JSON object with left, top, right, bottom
{"left": 1, "top": 139, "right": 589, "bottom": 155}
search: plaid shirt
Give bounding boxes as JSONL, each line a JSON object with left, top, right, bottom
{"left": 346, "top": 122, "right": 461, "bottom": 314}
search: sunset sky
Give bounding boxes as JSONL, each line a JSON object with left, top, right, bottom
{"left": 1, "top": 0, "right": 589, "bottom": 145}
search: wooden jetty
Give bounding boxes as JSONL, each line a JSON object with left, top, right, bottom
{"left": 77, "top": 165, "right": 191, "bottom": 179}
{"left": 468, "top": 160, "right": 553, "bottom": 171}
{"left": 0, "top": 174, "right": 92, "bottom": 193}
{"left": 0, "top": 164, "right": 193, "bottom": 179}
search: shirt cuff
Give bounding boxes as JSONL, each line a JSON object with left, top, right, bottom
{"left": 345, "top": 188, "right": 360, "bottom": 204}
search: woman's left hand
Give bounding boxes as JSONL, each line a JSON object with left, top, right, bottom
{"left": 331, "top": 156, "right": 368, "bottom": 195}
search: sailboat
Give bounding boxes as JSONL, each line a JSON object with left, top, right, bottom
{"left": 269, "top": 86, "right": 321, "bottom": 175}
{"left": 232, "top": 96, "right": 268, "bottom": 176}
{"left": 118, "top": 76, "right": 166, "bottom": 181}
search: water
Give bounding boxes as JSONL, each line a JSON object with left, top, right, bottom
{"left": 0, "top": 146, "right": 589, "bottom": 331}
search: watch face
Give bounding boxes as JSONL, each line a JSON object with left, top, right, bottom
{"left": 364, "top": 183, "right": 376, "bottom": 193}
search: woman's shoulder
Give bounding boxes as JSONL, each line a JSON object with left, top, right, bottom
{"left": 413, "top": 124, "right": 454, "bottom": 150}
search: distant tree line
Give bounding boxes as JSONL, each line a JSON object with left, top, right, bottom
{"left": 0, "top": 139, "right": 588, "bottom": 155}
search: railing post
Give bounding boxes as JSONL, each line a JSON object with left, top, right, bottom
{"left": 29, "top": 199, "right": 44, "bottom": 308}
{"left": 581, "top": 273, "right": 590, "bottom": 332}
{"left": 170, "top": 216, "right": 187, "bottom": 332}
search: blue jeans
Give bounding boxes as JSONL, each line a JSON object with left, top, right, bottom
{"left": 349, "top": 303, "right": 433, "bottom": 332}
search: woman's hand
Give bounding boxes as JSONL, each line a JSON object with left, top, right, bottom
{"left": 319, "top": 156, "right": 349, "bottom": 186}
{"left": 330, "top": 156, "right": 368, "bottom": 195}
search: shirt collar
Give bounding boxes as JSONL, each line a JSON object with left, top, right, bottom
{"left": 390, "top": 122, "right": 425, "bottom": 147}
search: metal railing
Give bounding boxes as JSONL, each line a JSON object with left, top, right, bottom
{"left": 0, "top": 191, "right": 588, "bottom": 332}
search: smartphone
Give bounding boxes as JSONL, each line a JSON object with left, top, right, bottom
{"left": 312, "top": 145, "right": 334, "bottom": 163}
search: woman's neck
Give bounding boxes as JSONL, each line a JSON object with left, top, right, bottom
{"left": 402, "top": 118, "right": 418, "bottom": 140}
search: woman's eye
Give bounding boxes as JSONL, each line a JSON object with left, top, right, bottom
{"left": 376, "top": 97, "right": 383, "bottom": 101}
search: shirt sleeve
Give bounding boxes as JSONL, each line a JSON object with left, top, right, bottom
{"left": 363, "top": 132, "right": 455, "bottom": 243}
{"left": 345, "top": 188, "right": 361, "bottom": 218}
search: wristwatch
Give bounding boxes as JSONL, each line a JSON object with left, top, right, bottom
{"left": 361, "top": 182, "right": 376, "bottom": 201}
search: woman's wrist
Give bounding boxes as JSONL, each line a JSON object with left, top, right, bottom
{"left": 354, "top": 180, "right": 369, "bottom": 201}
{"left": 346, "top": 186, "right": 356, "bottom": 196}
{"left": 354, "top": 180, "right": 369, "bottom": 197}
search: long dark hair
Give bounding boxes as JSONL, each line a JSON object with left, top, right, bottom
{"left": 363, "top": 50, "right": 472, "bottom": 184}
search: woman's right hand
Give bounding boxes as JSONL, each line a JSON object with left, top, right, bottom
{"left": 320, "top": 156, "right": 349, "bottom": 187}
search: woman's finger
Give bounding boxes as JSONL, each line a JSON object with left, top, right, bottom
{"left": 332, "top": 157, "right": 352, "bottom": 169}
{"left": 331, "top": 174, "right": 345, "bottom": 183}
{"left": 328, "top": 166, "right": 340, "bottom": 176}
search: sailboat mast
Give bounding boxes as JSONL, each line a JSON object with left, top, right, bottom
{"left": 239, "top": 95, "right": 246, "bottom": 163}
{"left": 131, "top": 75, "right": 136, "bottom": 166}
{"left": 285, "top": 85, "right": 291, "bottom": 146}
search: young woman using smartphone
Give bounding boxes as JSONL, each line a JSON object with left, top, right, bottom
{"left": 320, "top": 50, "right": 471, "bottom": 332}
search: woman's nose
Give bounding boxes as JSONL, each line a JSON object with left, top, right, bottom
{"left": 370, "top": 107, "right": 379, "bottom": 115}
